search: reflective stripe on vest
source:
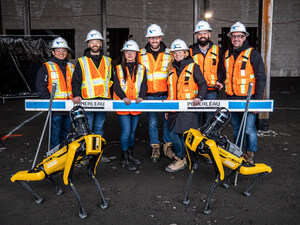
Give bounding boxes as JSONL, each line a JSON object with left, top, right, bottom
{"left": 224, "top": 48, "right": 255, "bottom": 96}
{"left": 45, "top": 61, "right": 73, "bottom": 99}
{"left": 167, "top": 63, "right": 198, "bottom": 100}
{"left": 139, "top": 48, "right": 171, "bottom": 93}
{"left": 114, "top": 64, "right": 144, "bottom": 100}
{"left": 191, "top": 45, "right": 219, "bottom": 89}
{"left": 78, "top": 56, "right": 112, "bottom": 99}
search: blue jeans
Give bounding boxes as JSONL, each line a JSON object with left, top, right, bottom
{"left": 198, "top": 91, "right": 217, "bottom": 127}
{"left": 231, "top": 112, "right": 257, "bottom": 152}
{"left": 85, "top": 112, "right": 107, "bottom": 136}
{"left": 118, "top": 114, "right": 140, "bottom": 151}
{"left": 51, "top": 115, "right": 71, "bottom": 149}
{"left": 146, "top": 95, "right": 171, "bottom": 146}
{"left": 169, "top": 125, "right": 185, "bottom": 159}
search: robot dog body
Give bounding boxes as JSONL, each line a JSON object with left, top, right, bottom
{"left": 183, "top": 108, "right": 272, "bottom": 214}
{"left": 11, "top": 106, "right": 108, "bottom": 219}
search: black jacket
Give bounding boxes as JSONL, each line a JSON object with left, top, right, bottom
{"left": 221, "top": 40, "right": 266, "bottom": 100}
{"left": 72, "top": 49, "right": 114, "bottom": 99}
{"left": 189, "top": 41, "right": 224, "bottom": 91}
{"left": 167, "top": 56, "right": 207, "bottom": 133}
{"left": 113, "top": 62, "right": 148, "bottom": 100}
{"left": 144, "top": 41, "right": 168, "bottom": 61}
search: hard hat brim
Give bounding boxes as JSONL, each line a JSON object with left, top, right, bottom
{"left": 193, "top": 28, "right": 212, "bottom": 34}
{"left": 145, "top": 33, "right": 165, "bottom": 38}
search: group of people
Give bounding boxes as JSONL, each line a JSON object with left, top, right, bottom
{"left": 35, "top": 21, "right": 266, "bottom": 173}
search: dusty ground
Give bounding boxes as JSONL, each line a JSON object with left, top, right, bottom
{"left": 0, "top": 77, "right": 299, "bottom": 225}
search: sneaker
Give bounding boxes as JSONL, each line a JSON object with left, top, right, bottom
{"left": 165, "top": 157, "right": 187, "bottom": 173}
{"left": 100, "top": 155, "right": 111, "bottom": 163}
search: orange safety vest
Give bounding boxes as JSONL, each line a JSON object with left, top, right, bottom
{"left": 113, "top": 64, "right": 145, "bottom": 115}
{"left": 190, "top": 45, "right": 219, "bottom": 90}
{"left": 139, "top": 48, "right": 171, "bottom": 93}
{"left": 78, "top": 56, "right": 113, "bottom": 99}
{"left": 45, "top": 61, "right": 74, "bottom": 99}
{"left": 224, "top": 48, "right": 255, "bottom": 96}
{"left": 167, "top": 63, "right": 198, "bottom": 100}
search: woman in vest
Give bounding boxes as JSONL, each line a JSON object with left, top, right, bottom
{"left": 165, "top": 39, "right": 207, "bottom": 173}
{"left": 113, "top": 40, "right": 147, "bottom": 171}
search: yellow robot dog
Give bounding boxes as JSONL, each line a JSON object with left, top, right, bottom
{"left": 183, "top": 107, "right": 272, "bottom": 214}
{"left": 11, "top": 106, "right": 108, "bottom": 219}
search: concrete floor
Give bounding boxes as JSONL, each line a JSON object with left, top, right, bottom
{"left": 0, "top": 77, "right": 299, "bottom": 225}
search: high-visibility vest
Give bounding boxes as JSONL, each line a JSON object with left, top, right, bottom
{"left": 190, "top": 45, "right": 219, "bottom": 90}
{"left": 139, "top": 48, "right": 171, "bottom": 93}
{"left": 45, "top": 61, "right": 74, "bottom": 99}
{"left": 167, "top": 63, "right": 198, "bottom": 100}
{"left": 113, "top": 64, "right": 145, "bottom": 115}
{"left": 224, "top": 48, "right": 256, "bottom": 96}
{"left": 78, "top": 56, "right": 113, "bottom": 99}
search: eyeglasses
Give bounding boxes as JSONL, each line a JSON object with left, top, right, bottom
{"left": 55, "top": 49, "right": 67, "bottom": 53}
{"left": 89, "top": 40, "right": 101, "bottom": 44}
{"left": 196, "top": 31, "right": 209, "bottom": 36}
{"left": 231, "top": 35, "right": 245, "bottom": 39}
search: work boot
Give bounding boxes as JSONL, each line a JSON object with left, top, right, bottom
{"left": 165, "top": 156, "right": 187, "bottom": 173}
{"left": 151, "top": 144, "right": 161, "bottom": 163}
{"left": 162, "top": 142, "right": 175, "bottom": 159}
{"left": 128, "top": 147, "right": 141, "bottom": 165}
{"left": 121, "top": 151, "right": 136, "bottom": 171}
{"left": 246, "top": 151, "right": 255, "bottom": 165}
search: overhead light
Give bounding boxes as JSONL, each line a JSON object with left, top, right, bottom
{"left": 204, "top": 11, "right": 213, "bottom": 19}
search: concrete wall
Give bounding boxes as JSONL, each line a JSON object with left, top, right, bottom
{"left": 1, "top": 0, "right": 299, "bottom": 77}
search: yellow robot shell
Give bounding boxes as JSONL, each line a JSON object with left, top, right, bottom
{"left": 85, "top": 134, "right": 104, "bottom": 155}
{"left": 239, "top": 163, "right": 272, "bottom": 175}
{"left": 11, "top": 170, "right": 46, "bottom": 182}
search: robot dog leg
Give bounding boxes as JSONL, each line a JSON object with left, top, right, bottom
{"left": 183, "top": 107, "right": 272, "bottom": 214}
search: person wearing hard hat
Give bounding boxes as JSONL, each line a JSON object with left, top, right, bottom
{"left": 35, "top": 37, "right": 74, "bottom": 149}
{"left": 113, "top": 40, "right": 147, "bottom": 171}
{"left": 222, "top": 22, "right": 266, "bottom": 165}
{"left": 139, "top": 24, "right": 174, "bottom": 163}
{"left": 165, "top": 39, "right": 207, "bottom": 172}
{"left": 72, "top": 30, "right": 113, "bottom": 163}
{"left": 190, "top": 20, "right": 223, "bottom": 165}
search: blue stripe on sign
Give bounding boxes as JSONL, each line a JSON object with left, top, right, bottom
{"left": 229, "top": 101, "right": 273, "bottom": 110}
{"left": 26, "top": 101, "right": 66, "bottom": 109}
{"left": 113, "top": 102, "right": 179, "bottom": 110}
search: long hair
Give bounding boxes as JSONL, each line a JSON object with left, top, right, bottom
{"left": 120, "top": 52, "right": 139, "bottom": 81}
{"left": 167, "top": 50, "right": 189, "bottom": 75}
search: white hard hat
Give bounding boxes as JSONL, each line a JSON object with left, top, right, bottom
{"left": 227, "top": 22, "right": 249, "bottom": 37}
{"left": 145, "top": 24, "right": 165, "bottom": 38}
{"left": 51, "top": 37, "right": 69, "bottom": 49}
{"left": 170, "top": 39, "right": 189, "bottom": 52}
{"left": 121, "top": 40, "right": 140, "bottom": 52}
{"left": 85, "top": 29, "right": 104, "bottom": 42}
{"left": 194, "top": 20, "right": 212, "bottom": 33}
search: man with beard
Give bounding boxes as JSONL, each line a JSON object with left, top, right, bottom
{"left": 72, "top": 29, "right": 113, "bottom": 163}
{"left": 36, "top": 37, "right": 74, "bottom": 149}
{"left": 189, "top": 21, "right": 223, "bottom": 164}
{"left": 139, "top": 24, "right": 174, "bottom": 163}
{"left": 222, "top": 22, "right": 266, "bottom": 165}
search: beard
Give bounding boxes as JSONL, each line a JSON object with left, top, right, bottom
{"left": 90, "top": 47, "right": 101, "bottom": 53}
{"left": 197, "top": 38, "right": 210, "bottom": 47}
